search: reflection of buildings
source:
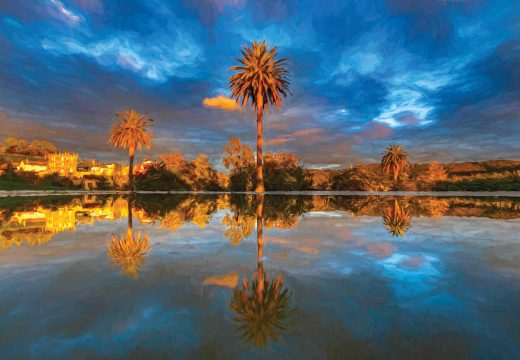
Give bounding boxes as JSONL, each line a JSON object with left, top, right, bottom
{"left": 0, "top": 197, "right": 130, "bottom": 250}
{"left": 2, "top": 195, "right": 519, "bottom": 252}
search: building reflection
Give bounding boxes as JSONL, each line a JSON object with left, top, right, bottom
{"left": 1, "top": 194, "right": 518, "bottom": 252}
{"left": 0, "top": 196, "right": 130, "bottom": 250}
{"left": 229, "top": 195, "right": 293, "bottom": 349}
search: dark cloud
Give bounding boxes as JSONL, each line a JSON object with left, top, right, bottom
{"left": 0, "top": 0, "right": 519, "bottom": 168}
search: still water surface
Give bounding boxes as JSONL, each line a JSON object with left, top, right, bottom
{"left": 0, "top": 194, "right": 519, "bottom": 359}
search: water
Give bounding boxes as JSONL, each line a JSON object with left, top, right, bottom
{"left": 1, "top": 194, "right": 519, "bottom": 359}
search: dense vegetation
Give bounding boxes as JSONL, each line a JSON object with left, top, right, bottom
{"left": 1, "top": 135, "right": 519, "bottom": 192}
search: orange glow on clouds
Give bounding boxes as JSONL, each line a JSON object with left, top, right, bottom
{"left": 202, "top": 95, "right": 240, "bottom": 111}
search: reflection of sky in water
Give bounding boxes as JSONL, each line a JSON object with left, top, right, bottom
{"left": 0, "top": 196, "right": 520, "bottom": 359}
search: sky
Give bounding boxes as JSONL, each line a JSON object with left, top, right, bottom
{"left": 0, "top": 0, "right": 519, "bottom": 169}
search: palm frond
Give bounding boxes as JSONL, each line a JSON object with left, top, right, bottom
{"left": 229, "top": 271, "right": 293, "bottom": 349}
{"left": 109, "top": 108, "right": 154, "bottom": 154}
{"left": 383, "top": 199, "right": 412, "bottom": 237}
{"left": 229, "top": 41, "right": 290, "bottom": 115}
{"left": 107, "top": 230, "right": 152, "bottom": 279}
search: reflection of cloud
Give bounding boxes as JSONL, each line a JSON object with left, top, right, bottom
{"left": 202, "top": 95, "right": 240, "bottom": 111}
{"left": 380, "top": 253, "right": 441, "bottom": 297}
{"left": 294, "top": 246, "right": 319, "bottom": 255}
{"left": 367, "top": 242, "right": 395, "bottom": 259}
{"left": 202, "top": 272, "right": 238, "bottom": 288}
{"left": 266, "top": 236, "right": 291, "bottom": 244}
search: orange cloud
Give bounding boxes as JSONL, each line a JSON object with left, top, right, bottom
{"left": 292, "top": 128, "right": 323, "bottom": 137}
{"left": 202, "top": 95, "right": 240, "bottom": 111}
{"left": 267, "top": 137, "right": 292, "bottom": 146}
{"left": 267, "top": 127, "right": 326, "bottom": 147}
{"left": 360, "top": 123, "right": 392, "bottom": 139}
{"left": 268, "top": 122, "right": 290, "bottom": 131}
{"left": 202, "top": 272, "right": 238, "bottom": 288}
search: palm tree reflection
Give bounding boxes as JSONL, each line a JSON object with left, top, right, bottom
{"left": 383, "top": 198, "right": 412, "bottom": 237}
{"left": 229, "top": 195, "right": 293, "bottom": 349}
{"left": 107, "top": 195, "right": 152, "bottom": 279}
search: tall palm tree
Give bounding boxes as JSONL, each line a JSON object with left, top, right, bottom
{"left": 381, "top": 145, "right": 410, "bottom": 187}
{"left": 229, "top": 41, "right": 290, "bottom": 192}
{"left": 109, "top": 109, "right": 153, "bottom": 190}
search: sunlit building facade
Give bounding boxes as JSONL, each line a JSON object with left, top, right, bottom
{"left": 48, "top": 152, "right": 78, "bottom": 176}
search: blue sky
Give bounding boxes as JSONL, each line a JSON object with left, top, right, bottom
{"left": 0, "top": 0, "right": 519, "bottom": 168}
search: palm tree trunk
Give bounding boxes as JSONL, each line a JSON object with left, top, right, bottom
{"left": 128, "top": 150, "right": 135, "bottom": 191}
{"left": 255, "top": 110, "right": 264, "bottom": 193}
{"left": 128, "top": 194, "right": 134, "bottom": 230}
{"left": 127, "top": 194, "right": 134, "bottom": 240}
{"left": 393, "top": 170, "right": 398, "bottom": 188}
{"left": 256, "top": 194, "right": 264, "bottom": 298}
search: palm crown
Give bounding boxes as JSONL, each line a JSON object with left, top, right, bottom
{"left": 109, "top": 108, "right": 153, "bottom": 190}
{"left": 383, "top": 199, "right": 412, "bottom": 237}
{"left": 381, "top": 145, "right": 410, "bottom": 186}
{"left": 229, "top": 41, "right": 290, "bottom": 114}
{"left": 109, "top": 109, "right": 153, "bottom": 155}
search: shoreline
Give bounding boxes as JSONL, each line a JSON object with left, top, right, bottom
{"left": 1, "top": 190, "right": 520, "bottom": 197}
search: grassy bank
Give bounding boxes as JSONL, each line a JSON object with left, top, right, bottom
{"left": 435, "top": 177, "right": 520, "bottom": 191}
{"left": 0, "top": 178, "right": 71, "bottom": 191}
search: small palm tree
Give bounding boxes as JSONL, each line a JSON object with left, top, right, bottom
{"left": 383, "top": 199, "right": 412, "bottom": 237}
{"left": 108, "top": 196, "right": 152, "bottom": 279}
{"left": 109, "top": 109, "right": 153, "bottom": 190}
{"left": 107, "top": 229, "right": 151, "bottom": 279}
{"left": 381, "top": 145, "right": 410, "bottom": 187}
{"left": 229, "top": 41, "right": 290, "bottom": 192}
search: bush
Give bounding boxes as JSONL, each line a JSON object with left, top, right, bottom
{"left": 435, "top": 177, "right": 520, "bottom": 191}
{"left": 40, "top": 173, "right": 74, "bottom": 188}
{"left": 229, "top": 168, "right": 255, "bottom": 191}
{"left": 331, "top": 167, "right": 381, "bottom": 191}
{"left": 135, "top": 166, "right": 191, "bottom": 191}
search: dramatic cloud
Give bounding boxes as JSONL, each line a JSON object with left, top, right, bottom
{"left": 0, "top": 0, "right": 519, "bottom": 167}
{"left": 41, "top": 30, "right": 204, "bottom": 82}
{"left": 75, "top": 0, "right": 104, "bottom": 14}
{"left": 202, "top": 96, "right": 240, "bottom": 111}
{"left": 47, "top": 0, "right": 82, "bottom": 26}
